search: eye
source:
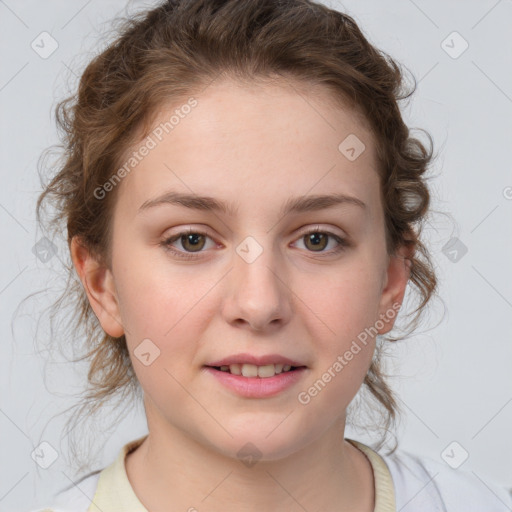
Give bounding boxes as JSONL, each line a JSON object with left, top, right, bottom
{"left": 161, "top": 228, "right": 217, "bottom": 260}
{"left": 292, "top": 226, "right": 349, "bottom": 256}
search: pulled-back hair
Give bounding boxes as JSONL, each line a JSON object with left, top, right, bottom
{"left": 36, "top": 0, "right": 438, "bottom": 468}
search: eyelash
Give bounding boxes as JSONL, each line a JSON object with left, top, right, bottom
{"left": 160, "top": 227, "right": 350, "bottom": 260}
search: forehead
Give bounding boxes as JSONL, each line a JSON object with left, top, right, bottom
{"left": 114, "top": 78, "right": 380, "bottom": 220}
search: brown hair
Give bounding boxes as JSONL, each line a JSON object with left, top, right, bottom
{"left": 36, "top": 0, "right": 439, "bottom": 468}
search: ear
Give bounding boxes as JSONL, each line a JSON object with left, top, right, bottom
{"left": 376, "top": 243, "right": 413, "bottom": 335}
{"left": 70, "top": 236, "right": 124, "bottom": 338}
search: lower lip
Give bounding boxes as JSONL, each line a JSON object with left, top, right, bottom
{"left": 204, "top": 367, "right": 307, "bottom": 398}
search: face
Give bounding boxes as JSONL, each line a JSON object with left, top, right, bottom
{"left": 73, "top": 78, "right": 410, "bottom": 462}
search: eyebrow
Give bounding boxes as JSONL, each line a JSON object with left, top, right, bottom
{"left": 138, "top": 191, "right": 366, "bottom": 217}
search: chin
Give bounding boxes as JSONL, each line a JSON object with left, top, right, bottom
{"left": 206, "top": 422, "right": 314, "bottom": 464}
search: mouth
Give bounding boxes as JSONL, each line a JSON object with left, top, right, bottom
{"left": 203, "top": 363, "right": 308, "bottom": 398}
{"left": 206, "top": 363, "right": 307, "bottom": 379}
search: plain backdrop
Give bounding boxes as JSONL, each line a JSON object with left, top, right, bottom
{"left": 1, "top": 0, "right": 511, "bottom": 510}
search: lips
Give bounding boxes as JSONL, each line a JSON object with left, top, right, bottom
{"left": 205, "top": 353, "right": 306, "bottom": 367}
{"left": 204, "top": 364, "right": 307, "bottom": 398}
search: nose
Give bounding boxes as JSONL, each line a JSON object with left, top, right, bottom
{"left": 221, "top": 241, "right": 293, "bottom": 332}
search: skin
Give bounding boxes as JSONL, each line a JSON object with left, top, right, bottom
{"left": 71, "top": 78, "right": 411, "bottom": 512}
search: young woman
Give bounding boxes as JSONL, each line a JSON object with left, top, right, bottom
{"left": 30, "top": 0, "right": 512, "bottom": 510}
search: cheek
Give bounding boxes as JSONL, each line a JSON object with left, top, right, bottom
{"left": 113, "top": 255, "right": 222, "bottom": 388}
{"left": 300, "top": 260, "right": 384, "bottom": 346}
{"left": 113, "top": 243, "right": 207, "bottom": 334}
{"left": 294, "top": 257, "right": 384, "bottom": 408}
{"left": 295, "top": 272, "right": 379, "bottom": 416}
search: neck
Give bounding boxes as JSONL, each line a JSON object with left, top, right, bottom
{"left": 125, "top": 412, "right": 375, "bottom": 511}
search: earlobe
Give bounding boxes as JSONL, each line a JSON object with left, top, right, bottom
{"left": 377, "top": 245, "right": 413, "bottom": 335}
{"left": 70, "top": 236, "right": 125, "bottom": 338}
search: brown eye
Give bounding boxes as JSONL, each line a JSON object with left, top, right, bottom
{"left": 180, "top": 233, "right": 206, "bottom": 252}
{"left": 303, "top": 232, "right": 328, "bottom": 252}
{"left": 161, "top": 229, "right": 216, "bottom": 260}
{"left": 292, "top": 228, "right": 349, "bottom": 256}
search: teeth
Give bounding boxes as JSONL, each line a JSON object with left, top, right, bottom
{"left": 241, "top": 364, "right": 259, "bottom": 378}
{"left": 217, "top": 363, "right": 297, "bottom": 378}
{"left": 257, "top": 364, "right": 276, "bottom": 378}
{"left": 229, "top": 363, "right": 242, "bottom": 375}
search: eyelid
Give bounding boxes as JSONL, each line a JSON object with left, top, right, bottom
{"left": 294, "top": 224, "right": 346, "bottom": 239}
{"left": 162, "top": 224, "right": 346, "bottom": 244}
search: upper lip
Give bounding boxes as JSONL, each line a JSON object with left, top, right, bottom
{"left": 205, "top": 353, "right": 307, "bottom": 367}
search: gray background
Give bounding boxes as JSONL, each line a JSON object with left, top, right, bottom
{"left": 1, "top": 0, "right": 511, "bottom": 510}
